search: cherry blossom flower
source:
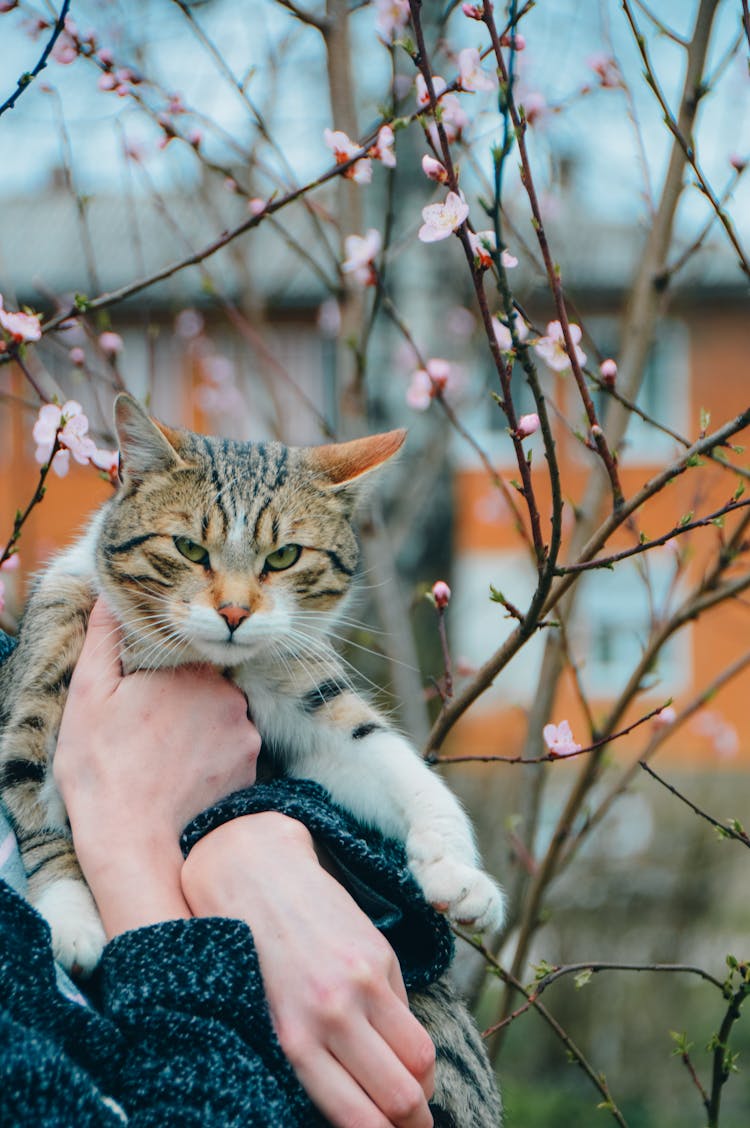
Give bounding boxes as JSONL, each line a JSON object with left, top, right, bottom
{"left": 69, "top": 346, "right": 86, "bottom": 366}
{"left": 418, "top": 191, "right": 469, "bottom": 243}
{"left": 33, "top": 401, "right": 98, "bottom": 477}
{"left": 461, "top": 3, "right": 484, "bottom": 18}
{"left": 175, "top": 309, "right": 205, "bottom": 340}
{"left": 0, "top": 296, "right": 41, "bottom": 343}
{"left": 516, "top": 413, "right": 540, "bottom": 439}
{"left": 405, "top": 359, "right": 454, "bottom": 411}
{"left": 500, "top": 30, "right": 526, "bottom": 50}
{"left": 587, "top": 54, "right": 622, "bottom": 89}
{"left": 427, "top": 94, "right": 468, "bottom": 145}
{"left": 98, "top": 72, "right": 117, "bottom": 91}
{"left": 468, "top": 230, "right": 518, "bottom": 270}
{"left": 534, "top": 320, "right": 586, "bottom": 372}
{"left": 90, "top": 447, "right": 120, "bottom": 483}
{"left": 323, "top": 128, "right": 372, "bottom": 184}
{"left": 421, "top": 154, "right": 449, "bottom": 184}
{"left": 521, "top": 91, "right": 547, "bottom": 126}
{"left": 375, "top": 0, "right": 410, "bottom": 39}
{"left": 600, "top": 358, "right": 617, "bottom": 387}
{"left": 248, "top": 197, "right": 267, "bottom": 216}
{"left": 492, "top": 312, "right": 528, "bottom": 352}
{"left": 416, "top": 74, "right": 447, "bottom": 108}
{"left": 653, "top": 706, "right": 677, "bottom": 729}
{"left": 99, "top": 331, "right": 123, "bottom": 356}
{"left": 97, "top": 47, "right": 114, "bottom": 66}
{"left": 458, "top": 48, "right": 497, "bottom": 93}
{"left": 543, "top": 720, "right": 582, "bottom": 758}
{"left": 0, "top": 554, "right": 19, "bottom": 572}
{"left": 342, "top": 229, "right": 381, "bottom": 286}
{"left": 369, "top": 124, "right": 396, "bottom": 168}
{"left": 432, "top": 580, "right": 451, "bottom": 609}
{"left": 52, "top": 30, "right": 78, "bottom": 65}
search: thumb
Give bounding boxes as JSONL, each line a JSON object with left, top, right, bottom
{"left": 71, "top": 597, "right": 124, "bottom": 699}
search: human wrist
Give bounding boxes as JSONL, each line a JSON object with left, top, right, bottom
{"left": 79, "top": 833, "right": 189, "bottom": 938}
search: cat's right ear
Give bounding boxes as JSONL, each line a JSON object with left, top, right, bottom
{"left": 114, "top": 393, "right": 185, "bottom": 485}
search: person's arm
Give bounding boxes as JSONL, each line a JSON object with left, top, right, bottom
{"left": 55, "top": 599, "right": 436, "bottom": 1128}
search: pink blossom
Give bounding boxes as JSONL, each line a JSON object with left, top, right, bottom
{"left": 587, "top": 53, "right": 622, "bottom": 89}
{"left": 51, "top": 31, "right": 78, "bottom": 65}
{"left": 426, "top": 94, "right": 468, "bottom": 144}
{"left": 405, "top": 359, "right": 453, "bottom": 410}
{"left": 458, "top": 47, "right": 497, "bottom": 93}
{"left": 406, "top": 368, "right": 433, "bottom": 411}
{"left": 342, "top": 229, "right": 382, "bottom": 286}
{"left": 374, "top": 0, "right": 410, "bottom": 38}
{"left": 493, "top": 313, "right": 528, "bottom": 351}
{"left": 188, "top": 129, "right": 203, "bottom": 148}
{"left": 0, "top": 1, "right": 19, "bottom": 12}
{"left": 418, "top": 191, "right": 469, "bottom": 243}
{"left": 98, "top": 331, "right": 123, "bottom": 356}
{"left": 98, "top": 72, "right": 117, "bottom": 91}
{"left": 0, "top": 554, "right": 19, "bottom": 572}
{"left": 543, "top": 720, "right": 582, "bottom": 758}
{"left": 653, "top": 706, "right": 677, "bottom": 729}
{"left": 90, "top": 447, "right": 120, "bottom": 482}
{"left": 421, "top": 154, "right": 449, "bottom": 184}
{"left": 69, "top": 346, "right": 86, "bottom": 366}
{"left": 729, "top": 153, "right": 747, "bottom": 173}
{"left": 175, "top": 308, "right": 205, "bottom": 339}
{"left": 415, "top": 74, "right": 447, "bottom": 108}
{"left": 500, "top": 30, "right": 526, "bottom": 50}
{"left": 461, "top": 4, "right": 484, "bottom": 18}
{"left": 600, "top": 358, "right": 617, "bottom": 388}
{"left": 534, "top": 320, "right": 586, "bottom": 372}
{"left": 248, "top": 197, "right": 267, "bottom": 216}
{"left": 468, "top": 230, "right": 518, "bottom": 270}
{"left": 369, "top": 124, "right": 396, "bottom": 168}
{"left": 432, "top": 580, "right": 451, "bottom": 609}
{"left": 323, "top": 128, "right": 372, "bottom": 184}
{"left": 97, "top": 47, "right": 114, "bottom": 66}
{"left": 33, "top": 401, "right": 97, "bottom": 476}
{"left": 521, "top": 91, "right": 547, "bottom": 126}
{"left": 0, "top": 296, "right": 41, "bottom": 343}
{"left": 516, "top": 413, "right": 540, "bottom": 439}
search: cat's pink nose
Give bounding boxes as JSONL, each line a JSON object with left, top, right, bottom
{"left": 218, "top": 604, "right": 251, "bottom": 632}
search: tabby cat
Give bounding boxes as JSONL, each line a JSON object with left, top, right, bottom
{"left": 0, "top": 393, "right": 503, "bottom": 1124}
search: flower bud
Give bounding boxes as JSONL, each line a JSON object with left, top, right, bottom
{"left": 431, "top": 580, "right": 451, "bottom": 609}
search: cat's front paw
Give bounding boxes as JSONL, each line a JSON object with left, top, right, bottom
{"left": 407, "top": 830, "right": 506, "bottom": 932}
{"left": 34, "top": 878, "right": 106, "bottom": 977}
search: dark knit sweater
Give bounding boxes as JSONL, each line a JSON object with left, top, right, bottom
{"left": 0, "top": 631, "right": 453, "bottom": 1125}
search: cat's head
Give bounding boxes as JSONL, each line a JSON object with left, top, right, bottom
{"left": 96, "top": 393, "right": 405, "bottom": 669}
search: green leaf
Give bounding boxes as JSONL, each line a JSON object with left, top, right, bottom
{"left": 489, "top": 585, "right": 505, "bottom": 604}
{"left": 686, "top": 454, "right": 705, "bottom": 467}
{"left": 700, "top": 407, "right": 711, "bottom": 432}
{"left": 734, "top": 481, "right": 745, "bottom": 502}
{"left": 74, "top": 293, "right": 91, "bottom": 312}
{"left": 574, "top": 968, "right": 593, "bottom": 989}
{"left": 678, "top": 511, "right": 694, "bottom": 527}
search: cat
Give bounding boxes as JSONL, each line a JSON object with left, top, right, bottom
{"left": 0, "top": 392, "right": 504, "bottom": 1123}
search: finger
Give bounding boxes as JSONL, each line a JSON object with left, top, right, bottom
{"left": 371, "top": 985, "right": 436, "bottom": 1101}
{"left": 69, "top": 597, "right": 124, "bottom": 699}
{"left": 327, "top": 1023, "right": 434, "bottom": 1128}
{"left": 292, "top": 1048, "right": 413, "bottom": 1128}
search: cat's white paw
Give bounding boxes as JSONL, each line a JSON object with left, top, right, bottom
{"left": 407, "top": 830, "right": 506, "bottom": 932}
{"left": 34, "top": 878, "right": 106, "bottom": 977}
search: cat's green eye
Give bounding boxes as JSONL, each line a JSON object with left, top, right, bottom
{"left": 173, "top": 535, "right": 210, "bottom": 566}
{"left": 264, "top": 544, "right": 302, "bottom": 572}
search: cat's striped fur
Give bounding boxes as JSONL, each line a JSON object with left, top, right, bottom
{"left": 0, "top": 393, "right": 503, "bottom": 1124}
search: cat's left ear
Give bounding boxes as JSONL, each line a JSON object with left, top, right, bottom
{"left": 304, "top": 430, "right": 406, "bottom": 494}
{"left": 114, "top": 393, "right": 186, "bottom": 486}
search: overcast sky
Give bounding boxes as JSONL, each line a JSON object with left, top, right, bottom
{"left": 0, "top": 1, "right": 747, "bottom": 244}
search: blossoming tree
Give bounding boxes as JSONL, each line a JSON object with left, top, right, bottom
{"left": 1, "top": 0, "right": 749, "bottom": 1122}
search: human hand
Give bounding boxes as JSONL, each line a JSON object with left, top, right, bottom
{"left": 182, "top": 814, "right": 436, "bottom": 1128}
{"left": 55, "top": 598, "right": 261, "bottom": 936}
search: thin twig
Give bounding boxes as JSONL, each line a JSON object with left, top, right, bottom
{"left": 0, "top": 0, "right": 71, "bottom": 118}
{"left": 639, "top": 762, "right": 750, "bottom": 849}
